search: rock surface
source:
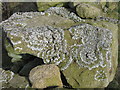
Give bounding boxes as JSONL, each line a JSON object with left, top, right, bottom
{"left": 1, "top": 6, "right": 118, "bottom": 88}
{"left": 37, "top": 2, "right": 67, "bottom": 12}
{"left": 76, "top": 3, "right": 101, "bottom": 18}
{"left": 29, "top": 64, "right": 63, "bottom": 88}
{"left": 0, "top": 68, "right": 29, "bottom": 88}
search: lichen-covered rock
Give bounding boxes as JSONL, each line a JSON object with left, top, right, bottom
{"left": 29, "top": 64, "right": 63, "bottom": 88}
{"left": 37, "top": 2, "right": 68, "bottom": 12}
{"left": 1, "top": 7, "right": 118, "bottom": 88}
{"left": 0, "top": 68, "right": 30, "bottom": 88}
{"left": 76, "top": 3, "right": 102, "bottom": 18}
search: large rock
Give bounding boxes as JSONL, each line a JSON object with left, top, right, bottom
{"left": 0, "top": 7, "right": 118, "bottom": 88}
{"left": 0, "top": 68, "right": 30, "bottom": 88}
{"left": 29, "top": 64, "right": 63, "bottom": 88}
{"left": 76, "top": 3, "right": 102, "bottom": 18}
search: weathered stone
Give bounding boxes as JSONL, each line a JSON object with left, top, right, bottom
{"left": 1, "top": 7, "right": 118, "bottom": 88}
{"left": 62, "top": 21, "right": 118, "bottom": 88}
{"left": 29, "top": 64, "right": 63, "bottom": 88}
{"left": 76, "top": 3, "right": 102, "bottom": 18}
{"left": 0, "top": 68, "right": 30, "bottom": 88}
{"left": 37, "top": 2, "right": 67, "bottom": 12}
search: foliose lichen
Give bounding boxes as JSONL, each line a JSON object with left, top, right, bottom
{"left": 1, "top": 9, "right": 113, "bottom": 78}
{"left": 68, "top": 24, "right": 112, "bottom": 70}
{"left": 94, "top": 70, "right": 107, "bottom": 81}
{"left": 45, "top": 7, "right": 83, "bottom": 22}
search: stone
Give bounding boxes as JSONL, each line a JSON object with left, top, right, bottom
{"left": 37, "top": 2, "right": 67, "bottom": 12}
{"left": 62, "top": 21, "right": 118, "bottom": 88}
{"left": 29, "top": 64, "right": 63, "bottom": 88}
{"left": 76, "top": 3, "right": 102, "bottom": 18}
{"left": 0, "top": 68, "right": 30, "bottom": 88}
{"left": 1, "top": 7, "right": 118, "bottom": 88}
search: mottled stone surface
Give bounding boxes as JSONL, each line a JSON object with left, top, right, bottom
{"left": 29, "top": 64, "right": 63, "bottom": 88}
{"left": 37, "top": 2, "right": 67, "bottom": 12}
{"left": 1, "top": 7, "right": 118, "bottom": 88}
{"left": 0, "top": 68, "right": 29, "bottom": 88}
{"left": 76, "top": 3, "right": 102, "bottom": 18}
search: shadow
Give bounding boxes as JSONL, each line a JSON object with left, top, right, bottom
{"left": 10, "top": 54, "right": 45, "bottom": 77}
{"left": 2, "top": 29, "right": 13, "bottom": 70}
{"left": 2, "top": 2, "right": 38, "bottom": 21}
{"left": 43, "top": 86, "right": 59, "bottom": 90}
{"left": 60, "top": 71, "right": 73, "bottom": 89}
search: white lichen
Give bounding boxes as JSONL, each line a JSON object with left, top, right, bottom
{"left": 94, "top": 70, "right": 107, "bottom": 81}
{"left": 69, "top": 24, "right": 112, "bottom": 70}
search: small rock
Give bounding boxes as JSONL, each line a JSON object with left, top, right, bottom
{"left": 29, "top": 64, "right": 63, "bottom": 88}
{"left": 76, "top": 3, "right": 101, "bottom": 18}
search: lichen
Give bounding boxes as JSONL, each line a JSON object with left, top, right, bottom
{"left": 45, "top": 7, "right": 83, "bottom": 22}
{"left": 0, "top": 69, "right": 14, "bottom": 83}
{"left": 94, "top": 70, "right": 107, "bottom": 81}
{"left": 68, "top": 24, "right": 112, "bottom": 70}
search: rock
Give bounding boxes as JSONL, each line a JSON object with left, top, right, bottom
{"left": 76, "top": 3, "right": 102, "bottom": 18}
{"left": 1, "top": 7, "right": 118, "bottom": 88}
{"left": 19, "top": 58, "right": 44, "bottom": 76}
{"left": 37, "top": 2, "right": 67, "bottom": 12}
{"left": 0, "top": 68, "right": 30, "bottom": 88}
{"left": 62, "top": 21, "right": 118, "bottom": 88}
{"left": 29, "top": 64, "right": 63, "bottom": 88}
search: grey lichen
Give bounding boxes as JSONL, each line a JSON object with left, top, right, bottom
{"left": 1, "top": 10, "right": 113, "bottom": 83}
{"left": 45, "top": 7, "right": 83, "bottom": 22}
{"left": 68, "top": 24, "right": 112, "bottom": 70}
{"left": 94, "top": 70, "right": 107, "bottom": 81}
{"left": 22, "top": 26, "right": 67, "bottom": 65}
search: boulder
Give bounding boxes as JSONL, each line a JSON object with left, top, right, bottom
{"left": 76, "top": 3, "right": 102, "bottom": 18}
{"left": 1, "top": 7, "right": 118, "bottom": 88}
{"left": 29, "top": 64, "right": 63, "bottom": 88}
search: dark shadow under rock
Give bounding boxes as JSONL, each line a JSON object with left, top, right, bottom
{"left": 2, "top": 30, "right": 13, "bottom": 70}
{"left": 2, "top": 2, "right": 38, "bottom": 21}
{"left": 60, "top": 71, "right": 73, "bottom": 89}
{"left": 19, "top": 57, "right": 44, "bottom": 77}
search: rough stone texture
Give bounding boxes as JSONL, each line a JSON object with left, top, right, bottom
{"left": 76, "top": 3, "right": 102, "bottom": 18}
{"left": 0, "top": 68, "right": 30, "bottom": 88}
{"left": 37, "top": 2, "right": 67, "bottom": 12}
{"left": 29, "top": 64, "right": 63, "bottom": 88}
{"left": 1, "top": 7, "right": 118, "bottom": 88}
{"left": 74, "top": 2, "right": 119, "bottom": 20}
